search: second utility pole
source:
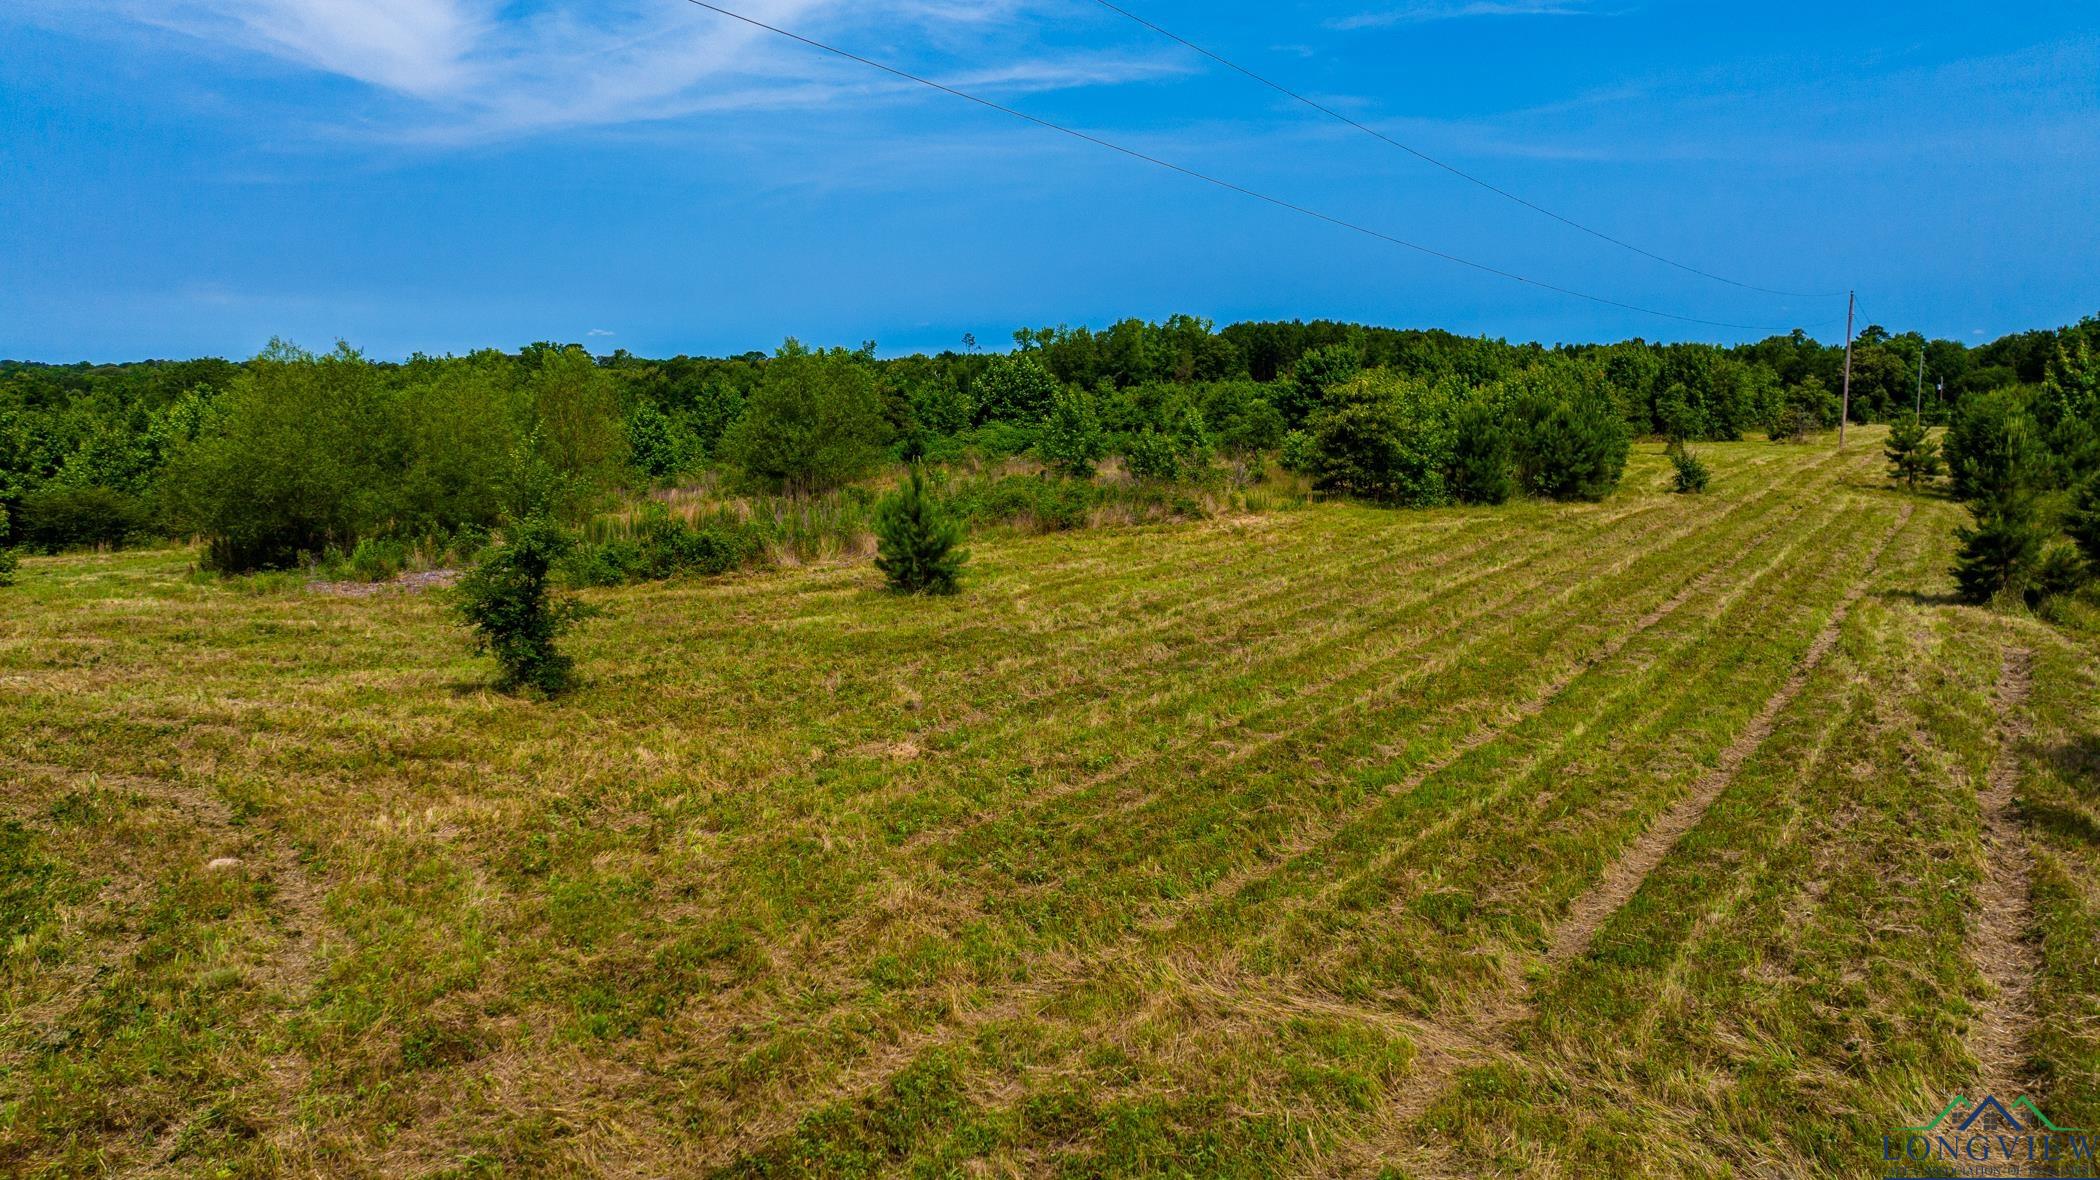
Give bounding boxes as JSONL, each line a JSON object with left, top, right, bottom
{"left": 1839, "top": 290, "right": 1856, "bottom": 449}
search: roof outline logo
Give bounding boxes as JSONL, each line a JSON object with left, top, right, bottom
{"left": 1955, "top": 1095, "right": 2024, "bottom": 1134}
{"left": 1900, "top": 1094, "right": 2087, "bottom": 1135}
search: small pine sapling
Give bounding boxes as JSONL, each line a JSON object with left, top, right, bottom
{"left": 1884, "top": 417, "right": 1944, "bottom": 490}
{"left": 874, "top": 465, "right": 968, "bottom": 595}
{"left": 1669, "top": 443, "right": 1711, "bottom": 494}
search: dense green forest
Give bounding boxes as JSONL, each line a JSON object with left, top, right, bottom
{"left": 2, "top": 314, "right": 2093, "bottom": 584}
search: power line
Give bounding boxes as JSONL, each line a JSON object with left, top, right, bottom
{"left": 1086, "top": 0, "right": 1845, "bottom": 302}
{"left": 677, "top": 0, "right": 1837, "bottom": 335}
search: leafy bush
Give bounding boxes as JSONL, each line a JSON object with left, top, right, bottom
{"left": 1278, "top": 430, "right": 1316, "bottom": 474}
{"left": 16, "top": 485, "right": 147, "bottom": 552}
{"left": 1670, "top": 445, "right": 1711, "bottom": 494}
{"left": 1038, "top": 388, "right": 1108, "bottom": 477}
{"left": 1123, "top": 431, "right": 1182, "bottom": 481}
{"left": 1215, "top": 396, "right": 1286, "bottom": 455}
{"left": 1283, "top": 343, "right": 1361, "bottom": 426}
{"left": 720, "top": 343, "right": 890, "bottom": 495}
{"left": 0, "top": 547, "right": 15, "bottom": 587}
{"left": 972, "top": 355, "right": 1060, "bottom": 424}
{"left": 626, "top": 400, "right": 701, "bottom": 479}
{"left": 1168, "top": 401, "right": 1214, "bottom": 470}
{"left": 567, "top": 505, "right": 760, "bottom": 586}
{"left": 454, "top": 515, "right": 595, "bottom": 696}
{"left": 874, "top": 466, "right": 968, "bottom": 595}
{"left": 951, "top": 475, "right": 1098, "bottom": 532}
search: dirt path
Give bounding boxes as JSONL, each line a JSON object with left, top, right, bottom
{"left": 1969, "top": 646, "right": 2038, "bottom": 1103}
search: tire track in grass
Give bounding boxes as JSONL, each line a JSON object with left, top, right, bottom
{"left": 1333, "top": 500, "right": 1910, "bottom": 1178}
{"left": 1970, "top": 646, "right": 2039, "bottom": 1104}
{"left": 6, "top": 760, "right": 334, "bottom": 1167}
{"left": 1544, "top": 502, "right": 1913, "bottom": 969}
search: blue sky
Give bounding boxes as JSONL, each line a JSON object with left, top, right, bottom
{"left": 3, "top": 0, "right": 2096, "bottom": 361}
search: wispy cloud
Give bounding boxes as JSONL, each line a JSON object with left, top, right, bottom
{"left": 39, "top": 0, "right": 1186, "bottom": 143}
{"left": 1331, "top": 1, "right": 1621, "bottom": 30}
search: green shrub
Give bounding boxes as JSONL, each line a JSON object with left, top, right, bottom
{"left": 1884, "top": 418, "right": 1943, "bottom": 490}
{"left": 2027, "top": 541, "right": 2088, "bottom": 607}
{"left": 16, "top": 485, "right": 147, "bottom": 552}
{"left": 2067, "top": 476, "right": 2100, "bottom": 568}
{"left": 567, "top": 505, "right": 760, "bottom": 586}
{"left": 1304, "top": 373, "right": 1453, "bottom": 507}
{"left": 1039, "top": 388, "right": 1108, "bottom": 477}
{"left": 454, "top": 515, "right": 596, "bottom": 696}
{"left": 1124, "top": 432, "right": 1182, "bottom": 481}
{"left": 973, "top": 355, "right": 1060, "bottom": 424}
{"left": 1510, "top": 382, "right": 1630, "bottom": 502}
{"left": 1215, "top": 396, "right": 1285, "bottom": 455}
{"left": 0, "top": 547, "right": 15, "bottom": 587}
{"left": 343, "top": 537, "right": 410, "bottom": 582}
{"left": 1279, "top": 429, "right": 1316, "bottom": 474}
{"left": 1168, "top": 401, "right": 1214, "bottom": 470}
{"left": 159, "top": 341, "right": 405, "bottom": 571}
{"left": 1283, "top": 343, "right": 1361, "bottom": 426}
{"left": 874, "top": 466, "right": 968, "bottom": 595}
{"left": 1670, "top": 445, "right": 1711, "bottom": 494}
{"left": 719, "top": 343, "right": 890, "bottom": 495}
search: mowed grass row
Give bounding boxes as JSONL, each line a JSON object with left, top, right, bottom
{"left": 707, "top": 450, "right": 1915, "bottom": 1175}
{"left": 3, "top": 433, "right": 2088, "bottom": 1179}
{"left": 1386, "top": 491, "right": 2037, "bottom": 1179}
{"left": 2021, "top": 629, "right": 2100, "bottom": 1151}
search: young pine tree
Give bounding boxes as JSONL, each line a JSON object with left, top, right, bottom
{"left": 1884, "top": 418, "right": 1943, "bottom": 490}
{"left": 1668, "top": 442, "right": 1711, "bottom": 494}
{"left": 1953, "top": 492, "right": 2047, "bottom": 605}
{"left": 874, "top": 465, "right": 968, "bottom": 595}
{"left": 454, "top": 515, "right": 595, "bottom": 695}
{"left": 2065, "top": 475, "right": 2100, "bottom": 569}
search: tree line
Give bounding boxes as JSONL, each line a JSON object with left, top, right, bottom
{"left": 0, "top": 314, "right": 2088, "bottom": 575}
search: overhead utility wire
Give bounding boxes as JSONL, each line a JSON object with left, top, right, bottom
{"left": 1086, "top": 0, "right": 1844, "bottom": 302}
{"left": 679, "top": 0, "right": 1835, "bottom": 334}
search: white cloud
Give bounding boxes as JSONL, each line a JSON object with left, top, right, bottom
{"left": 48, "top": 0, "right": 1185, "bottom": 142}
{"left": 1331, "top": 1, "right": 1620, "bottom": 30}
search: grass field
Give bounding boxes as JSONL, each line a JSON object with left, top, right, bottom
{"left": 4, "top": 430, "right": 2097, "bottom": 1178}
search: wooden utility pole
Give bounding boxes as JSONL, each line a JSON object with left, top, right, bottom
{"left": 1915, "top": 345, "right": 1927, "bottom": 423}
{"left": 1839, "top": 290, "right": 1856, "bottom": 448}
